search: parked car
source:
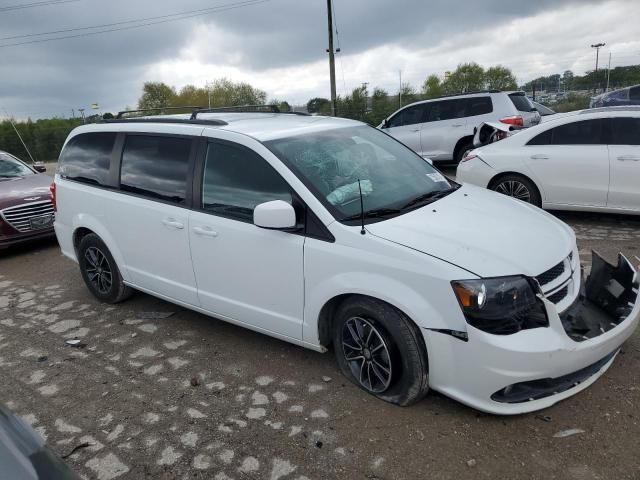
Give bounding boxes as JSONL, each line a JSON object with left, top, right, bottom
{"left": 457, "top": 106, "right": 640, "bottom": 214}
{"left": 590, "top": 84, "right": 640, "bottom": 108}
{"left": 0, "top": 404, "right": 80, "bottom": 479}
{"left": 53, "top": 109, "right": 639, "bottom": 414}
{"left": 378, "top": 91, "right": 541, "bottom": 163}
{"left": 0, "top": 151, "right": 55, "bottom": 249}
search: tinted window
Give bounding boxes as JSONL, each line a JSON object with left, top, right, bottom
{"left": 387, "top": 104, "right": 425, "bottom": 128}
{"left": 59, "top": 132, "right": 115, "bottom": 186}
{"left": 120, "top": 135, "right": 191, "bottom": 204}
{"left": 509, "top": 94, "right": 533, "bottom": 112}
{"left": 630, "top": 86, "right": 640, "bottom": 101}
{"left": 425, "top": 99, "right": 466, "bottom": 121}
{"left": 202, "top": 142, "right": 292, "bottom": 222}
{"left": 465, "top": 97, "right": 493, "bottom": 116}
{"left": 611, "top": 118, "right": 640, "bottom": 145}
{"left": 551, "top": 119, "right": 603, "bottom": 145}
{"left": 532, "top": 102, "right": 555, "bottom": 116}
{"left": 527, "top": 129, "right": 552, "bottom": 146}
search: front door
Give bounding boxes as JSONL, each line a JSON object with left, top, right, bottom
{"left": 384, "top": 103, "right": 427, "bottom": 156}
{"left": 608, "top": 117, "right": 640, "bottom": 210}
{"left": 189, "top": 139, "right": 305, "bottom": 339}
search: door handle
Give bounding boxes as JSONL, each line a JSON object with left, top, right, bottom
{"left": 193, "top": 226, "right": 218, "bottom": 238}
{"left": 411, "top": 128, "right": 420, "bottom": 132}
{"left": 452, "top": 124, "right": 464, "bottom": 127}
{"left": 162, "top": 218, "right": 184, "bottom": 229}
{"left": 617, "top": 155, "right": 640, "bottom": 162}
{"left": 530, "top": 154, "right": 549, "bottom": 160}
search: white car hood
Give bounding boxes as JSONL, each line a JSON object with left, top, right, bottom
{"left": 366, "top": 185, "right": 575, "bottom": 278}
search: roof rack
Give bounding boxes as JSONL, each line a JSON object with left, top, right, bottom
{"left": 104, "top": 118, "right": 228, "bottom": 126}
{"left": 190, "top": 105, "right": 311, "bottom": 119}
{"left": 115, "top": 106, "right": 203, "bottom": 119}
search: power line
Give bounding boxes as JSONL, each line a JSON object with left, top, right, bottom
{"left": 0, "top": 0, "right": 271, "bottom": 47}
{"left": 0, "top": 0, "right": 79, "bottom": 13}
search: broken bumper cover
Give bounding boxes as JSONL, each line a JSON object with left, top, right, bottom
{"left": 423, "top": 251, "right": 639, "bottom": 415}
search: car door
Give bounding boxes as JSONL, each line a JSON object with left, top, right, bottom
{"left": 524, "top": 119, "right": 609, "bottom": 207}
{"left": 382, "top": 104, "right": 427, "bottom": 155}
{"left": 607, "top": 117, "right": 640, "bottom": 210}
{"left": 419, "top": 99, "right": 468, "bottom": 161}
{"left": 188, "top": 137, "right": 305, "bottom": 339}
{"left": 110, "top": 132, "right": 200, "bottom": 305}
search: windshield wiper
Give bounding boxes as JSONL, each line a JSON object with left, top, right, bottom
{"left": 341, "top": 207, "right": 402, "bottom": 222}
{"left": 401, "top": 187, "right": 458, "bottom": 210}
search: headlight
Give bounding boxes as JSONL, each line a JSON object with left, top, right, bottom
{"left": 451, "top": 276, "right": 548, "bottom": 335}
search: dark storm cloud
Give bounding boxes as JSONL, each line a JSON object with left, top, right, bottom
{"left": 0, "top": 0, "right": 607, "bottom": 117}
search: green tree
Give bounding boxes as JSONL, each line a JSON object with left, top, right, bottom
{"left": 421, "top": 74, "right": 444, "bottom": 99}
{"left": 443, "top": 62, "right": 485, "bottom": 94}
{"left": 367, "top": 87, "right": 393, "bottom": 126}
{"left": 306, "top": 97, "right": 330, "bottom": 114}
{"left": 137, "top": 82, "right": 177, "bottom": 111}
{"left": 484, "top": 66, "right": 517, "bottom": 90}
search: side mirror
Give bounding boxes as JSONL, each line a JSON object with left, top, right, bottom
{"left": 380, "top": 119, "right": 388, "bottom": 129}
{"left": 33, "top": 164, "right": 47, "bottom": 173}
{"left": 253, "top": 200, "right": 296, "bottom": 230}
{"left": 425, "top": 157, "right": 433, "bottom": 165}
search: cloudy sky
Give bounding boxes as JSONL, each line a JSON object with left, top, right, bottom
{"left": 0, "top": 0, "right": 639, "bottom": 119}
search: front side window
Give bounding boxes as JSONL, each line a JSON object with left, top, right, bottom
{"left": 0, "top": 153, "right": 33, "bottom": 178}
{"left": 265, "top": 126, "right": 456, "bottom": 222}
{"left": 120, "top": 135, "right": 191, "bottom": 204}
{"left": 611, "top": 117, "right": 640, "bottom": 145}
{"left": 59, "top": 132, "right": 115, "bottom": 186}
{"left": 387, "top": 104, "right": 425, "bottom": 128}
{"left": 550, "top": 119, "right": 603, "bottom": 145}
{"left": 201, "top": 142, "right": 292, "bottom": 222}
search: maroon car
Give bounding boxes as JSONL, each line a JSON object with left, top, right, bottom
{"left": 0, "top": 150, "right": 55, "bottom": 249}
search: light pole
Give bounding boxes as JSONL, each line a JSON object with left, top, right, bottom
{"left": 591, "top": 42, "right": 605, "bottom": 93}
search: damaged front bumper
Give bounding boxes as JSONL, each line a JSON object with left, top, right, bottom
{"left": 423, "top": 251, "right": 640, "bottom": 415}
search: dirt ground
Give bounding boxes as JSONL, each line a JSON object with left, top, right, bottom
{"left": 1, "top": 171, "right": 640, "bottom": 479}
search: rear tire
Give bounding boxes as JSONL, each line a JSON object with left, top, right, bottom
{"left": 490, "top": 174, "right": 542, "bottom": 207}
{"left": 78, "top": 234, "right": 132, "bottom": 304}
{"left": 332, "top": 297, "right": 429, "bottom": 406}
{"left": 454, "top": 140, "right": 474, "bottom": 163}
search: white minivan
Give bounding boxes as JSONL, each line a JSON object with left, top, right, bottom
{"left": 52, "top": 109, "right": 639, "bottom": 414}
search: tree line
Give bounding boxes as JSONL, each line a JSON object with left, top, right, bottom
{"left": 521, "top": 65, "right": 640, "bottom": 93}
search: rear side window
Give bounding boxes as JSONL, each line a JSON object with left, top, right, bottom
{"left": 464, "top": 97, "right": 493, "bottom": 116}
{"left": 59, "top": 132, "right": 115, "bottom": 186}
{"left": 630, "top": 86, "right": 640, "bottom": 101}
{"left": 509, "top": 94, "right": 533, "bottom": 112}
{"left": 387, "top": 104, "right": 425, "bottom": 128}
{"left": 550, "top": 119, "right": 604, "bottom": 145}
{"left": 201, "top": 142, "right": 292, "bottom": 222}
{"left": 527, "top": 129, "right": 552, "bottom": 146}
{"left": 425, "top": 99, "right": 466, "bottom": 121}
{"left": 610, "top": 117, "right": 640, "bottom": 145}
{"left": 120, "top": 135, "right": 192, "bottom": 204}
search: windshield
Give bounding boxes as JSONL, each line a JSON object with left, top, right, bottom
{"left": 0, "top": 153, "right": 34, "bottom": 178}
{"left": 265, "top": 125, "right": 456, "bottom": 222}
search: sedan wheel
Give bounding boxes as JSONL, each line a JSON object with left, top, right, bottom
{"left": 495, "top": 180, "right": 531, "bottom": 202}
{"left": 84, "top": 246, "right": 113, "bottom": 295}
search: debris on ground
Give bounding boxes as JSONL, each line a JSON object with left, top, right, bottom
{"left": 315, "top": 441, "right": 323, "bottom": 448}
{"left": 322, "top": 376, "right": 332, "bottom": 382}
{"left": 467, "top": 459, "right": 477, "bottom": 468}
{"left": 553, "top": 428, "right": 585, "bottom": 438}
{"left": 136, "top": 311, "right": 175, "bottom": 320}
{"left": 190, "top": 376, "right": 201, "bottom": 387}
{"left": 536, "top": 414, "right": 553, "bottom": 422}
{"left": 61, "top": 442, "right": 93, "bottom": 459}
{"left": 37, "top": 355, "right": 48, "bottom": 362}
{"left": 64, "top": 339, "right": 86, "bottom": 348}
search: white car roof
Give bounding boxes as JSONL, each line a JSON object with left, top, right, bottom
{"left": 69, "top": 113, "right": 362, "bottom": 143}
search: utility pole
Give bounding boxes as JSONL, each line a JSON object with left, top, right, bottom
{"left": 606, "top": 52, "right": 612, "bottom": 92}
{"left": 326, "top": 0, "right": 337, "bottom": 116}
{"left": 591, "top": 42, "right": 605, "bottom": 93}
{"left": 399, "top": 70, "right": 402, "bottom": 107}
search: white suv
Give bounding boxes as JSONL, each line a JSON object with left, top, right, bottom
{"left": 52, "top": 109, "right": 639, "bottom": 414}
{"left": 379, "top": 91, "right": 541, "bottom": 163}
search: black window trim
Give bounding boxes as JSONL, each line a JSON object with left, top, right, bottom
{"left": 526, "top": 118, "right": 609, "bottom": 146}
{"left": 387, "top": 102, "right": 427, "bottom": 128}
{"left": 113, "top": 131, "right": 198, "bottom": 210}
{"left": 609, "top": 116, "right": 640, "bottom": 145}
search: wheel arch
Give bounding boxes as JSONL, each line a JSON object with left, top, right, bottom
{"left": 453, "top": 135, "right": 475, "bottom": 161}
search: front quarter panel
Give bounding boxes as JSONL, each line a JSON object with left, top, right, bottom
{"left": 302, "top": 224, "right": 473, "bottom": 346}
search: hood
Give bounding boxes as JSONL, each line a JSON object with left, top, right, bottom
{"left": 0, "top": 173, "right": 52, "bottom": 209}
{"left": 366, "top": 185, "right": 575, "bottom": 278}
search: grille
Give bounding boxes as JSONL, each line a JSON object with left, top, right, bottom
{"left": 536, "top": 258, "right": 567, "bottom": 286}
{"left": 547, "top": 285, "right": 568, "bottom": 304}
{"left": 1, "top": 201, "right": 54, "bottom": 233}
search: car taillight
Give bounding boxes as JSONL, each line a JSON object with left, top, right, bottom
{"left": 50, "top": 182, "right": 57, "bottom": 211}
{"left": 461, "top": 154, "right": 478, "bottom": 163}
{"left": 499, "top": 116, "right": 524, "bottom": 127}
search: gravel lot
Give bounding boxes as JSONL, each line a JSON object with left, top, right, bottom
{"left": 1, "top": 167, "right": 639, "bottom": 479}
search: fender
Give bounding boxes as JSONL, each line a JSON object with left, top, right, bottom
{"left": 71, "top": 213, "right": 131, "bottom": 282}
{"left": 303, "top": 271, "right": 468, "bottom": 346}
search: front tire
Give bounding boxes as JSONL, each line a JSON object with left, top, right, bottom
{"left": 490, "top": 174, "right": 542, "bottom": 207}
{"left": 78, "top": 234, "right": 132, "bottom": 304}
{"left": 332, "top": 297, "right": 429, "bottom": 406}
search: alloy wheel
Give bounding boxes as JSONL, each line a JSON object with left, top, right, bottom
{"left": 495, "top": 180, "right": 531, "bottom": 202}
{"left": 342, "top": 316, "right": 393, "bottom": 393}
{"left": 84, "top": 246, "right": 113, "bottom": 295}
